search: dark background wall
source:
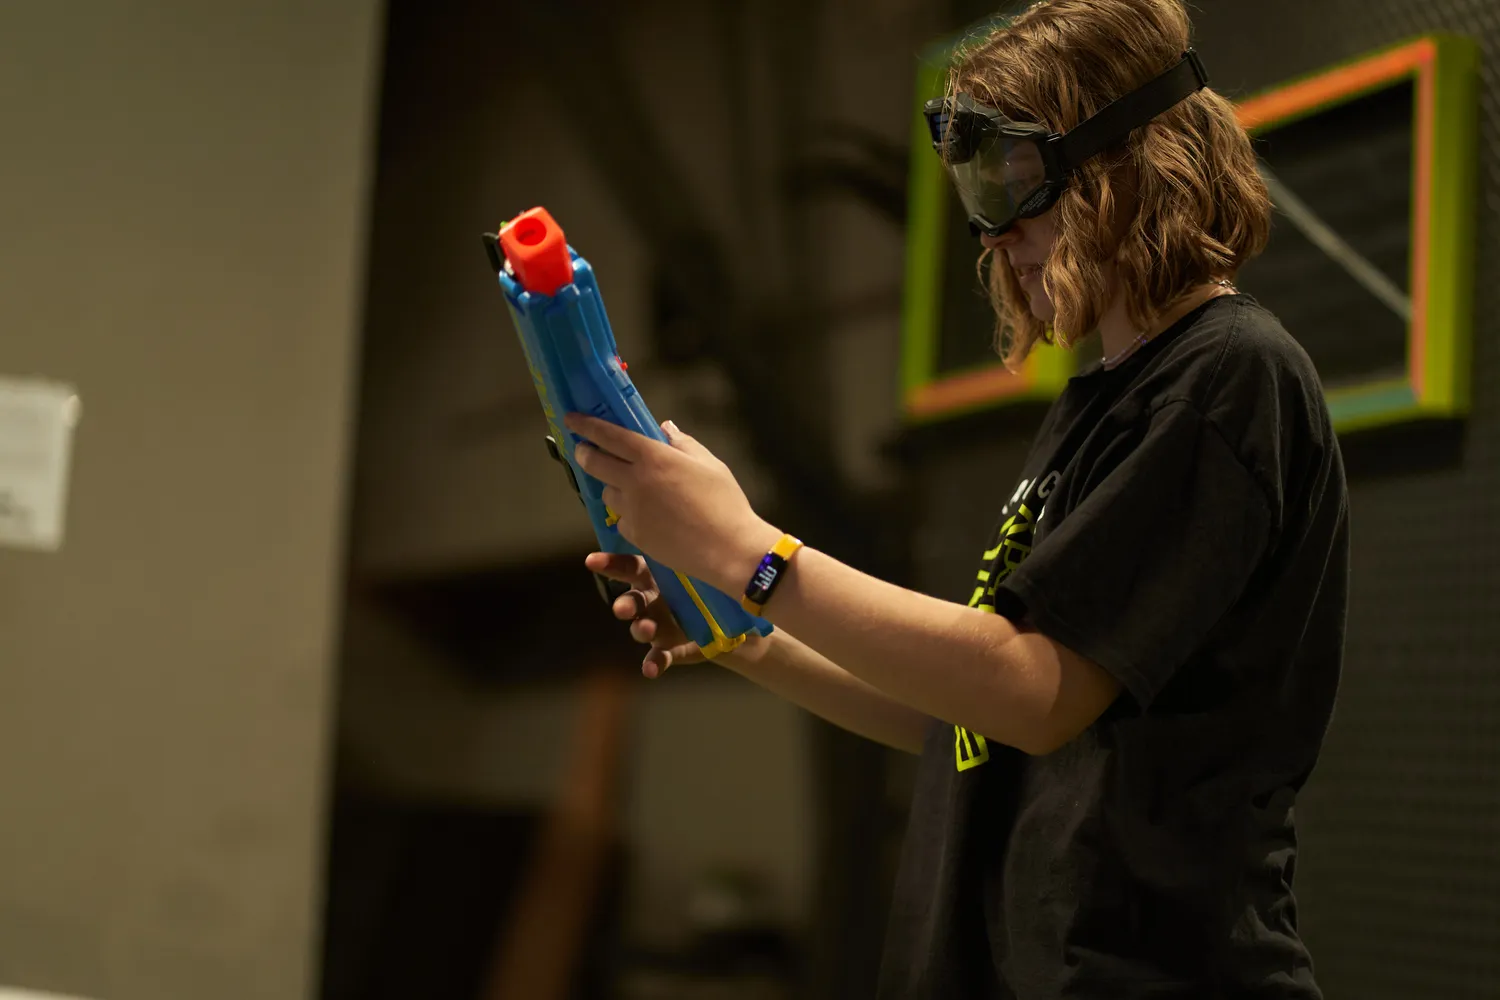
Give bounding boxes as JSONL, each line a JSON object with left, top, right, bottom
{"left": 910, "top": 2, "right": 1500, "bottom": 997}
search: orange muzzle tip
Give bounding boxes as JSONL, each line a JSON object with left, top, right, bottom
{"left": 498, "top": 206, "right": 574, "bottom": 297}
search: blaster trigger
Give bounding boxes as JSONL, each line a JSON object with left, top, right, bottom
{"left": 592, "top": 572, "right": 632, "bottom": 607}
{"left": 547, "top": 433, "right": 626, "bottom": 606}
{"left": 544, "top": 435, "right": 584, "bottom": 499}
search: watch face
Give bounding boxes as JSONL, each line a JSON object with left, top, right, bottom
{"left": 750, "top": 556, "right": 780, "bottom": 594}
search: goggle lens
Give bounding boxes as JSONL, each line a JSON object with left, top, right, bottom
{"left": 945, "top": 133, "right": 1052, "bottom": 236}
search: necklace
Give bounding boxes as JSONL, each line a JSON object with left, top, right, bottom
{"left": 1100, "top": 280, "right": 1237, "bottom": 370}
{"left": 1100, "top": 331, "right": 1149, "bottom": 369}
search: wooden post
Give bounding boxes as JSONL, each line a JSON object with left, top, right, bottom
{"left": 482, "top": 666, "right": 633, "bottom": 1000}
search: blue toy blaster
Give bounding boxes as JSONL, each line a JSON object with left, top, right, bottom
{"left": 482, "top": 207, "right": 773, "bottom": 658}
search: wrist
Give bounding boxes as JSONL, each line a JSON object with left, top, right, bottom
{"left": 720, "top": 627, "right": 778, "bottom": 670}
{"left": 714, "top": 518, "right": 786, "bottom": 595}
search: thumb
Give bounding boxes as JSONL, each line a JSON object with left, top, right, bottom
{"left": 661, "top": 419, "right": 714, "bottom": 461}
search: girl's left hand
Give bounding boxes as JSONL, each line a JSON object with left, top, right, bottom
{"left": 564, "top": 413, "right": 781, "bottom": 591}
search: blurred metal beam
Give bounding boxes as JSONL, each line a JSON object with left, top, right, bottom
{"left": 720, "top": 0, "right": 770, "bottom": 267}
{"left": 757, "top": 1, "right": 896, "bottom": 997}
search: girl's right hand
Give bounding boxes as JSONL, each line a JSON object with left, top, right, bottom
{"left": 586, "top": 552, "right": 705, "bottom": 678}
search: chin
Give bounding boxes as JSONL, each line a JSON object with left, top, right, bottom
{"left": 1028, "top": 297, "right": 1056, "bottom": 324}
{"left": 1017, "top": 281, "right": 1056, "bottom": 324}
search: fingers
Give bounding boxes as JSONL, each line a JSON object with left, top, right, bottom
{"left": 564, "top": 413, "right": 652, "bottom": 462}
{"left": 629, "top": 616, "right": 657, "bottom": 643}
{"left": 660, "top": 419, "right": 717, "bottom": 463}
{"left": 642, "top": 646, "right": 670, "bottom": 679}
{"left": 642, "top": 641, "right": 700, "bottom": 679}
{"left": 583, "top": 543, "right": 702, "bottom": 680}
{"left": 586, "top": 552, "right": 651, "bottom": 588}
{"left": 612, "top": 590, "right": 648, "bottom": 621}
{"left": 572, "top": 440, "right": 632, "bottom": 487}
{"left": 616, "top": 591, "right": 662, "bottom": 627}
{"left": 643, "top": 649, "right": 678, "bottom": 679}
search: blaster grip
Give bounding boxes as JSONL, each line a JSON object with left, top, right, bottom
{"left": 572, "top": 455, "right": 769, "bottom": 657}
{"left": 644, "top": 555, "right": 761, "bottom": 658}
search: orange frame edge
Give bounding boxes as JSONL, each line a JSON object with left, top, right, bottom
{"left": 1236, "top": 38, "right": 1436, "bottom": 398}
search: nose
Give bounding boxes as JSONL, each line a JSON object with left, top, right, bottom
{"left": 979, "top": 225, "right": 1020, "bottom": 251}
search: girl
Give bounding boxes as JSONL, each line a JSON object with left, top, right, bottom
{"left": 569, "top": 0, "right": 1347, "bottom": 995}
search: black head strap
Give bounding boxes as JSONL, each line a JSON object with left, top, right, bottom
{"left": 1054, "top": 49, "right": 1209, "bottom": 171}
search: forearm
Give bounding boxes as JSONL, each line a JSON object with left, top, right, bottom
{"left": 720, "top": 628, "right": 931, "bottom": 754}
{"left": 715, "top": 541, "right": 1066, "bottom": 754}
{"left": 558, "top": 413, "right": 1107, "bottom": 756}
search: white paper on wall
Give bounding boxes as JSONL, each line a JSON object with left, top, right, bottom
{"left": 0, "top": 375, "right": 81, "bottom": 552}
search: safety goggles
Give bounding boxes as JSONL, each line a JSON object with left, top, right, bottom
{"left": 923, "top": 49, "right": 1210, "bottom": 238}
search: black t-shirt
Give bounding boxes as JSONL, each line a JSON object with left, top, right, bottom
{"left": 878, "top": 294, "right": 1348, "bottom": 999}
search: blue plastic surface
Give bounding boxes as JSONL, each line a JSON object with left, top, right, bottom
{"left": 496, "top": 247, "right": 774, "bottom": 655}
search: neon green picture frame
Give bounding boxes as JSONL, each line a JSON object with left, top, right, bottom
{"left": 899, "top": 33, "right": 1479, "bottom": 432}
{"left": 1236, "top": 34, "right": 1479, "bottom": 432}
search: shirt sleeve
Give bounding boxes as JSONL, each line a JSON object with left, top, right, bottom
{"left": 995, "top": 399, "right": 1273, "bottom": 711}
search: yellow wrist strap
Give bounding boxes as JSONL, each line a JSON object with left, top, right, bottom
{"left": 740, "top": 533, "right": 804, "bottom": 615}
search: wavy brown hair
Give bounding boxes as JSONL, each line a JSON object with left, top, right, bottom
{"left": 949, "top": 0, "right": 1271, "bottom": 368}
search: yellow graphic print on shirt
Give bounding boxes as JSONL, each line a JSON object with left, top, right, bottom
{"left": 955, "top": 470, "right": 1060, "bottom": 771}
